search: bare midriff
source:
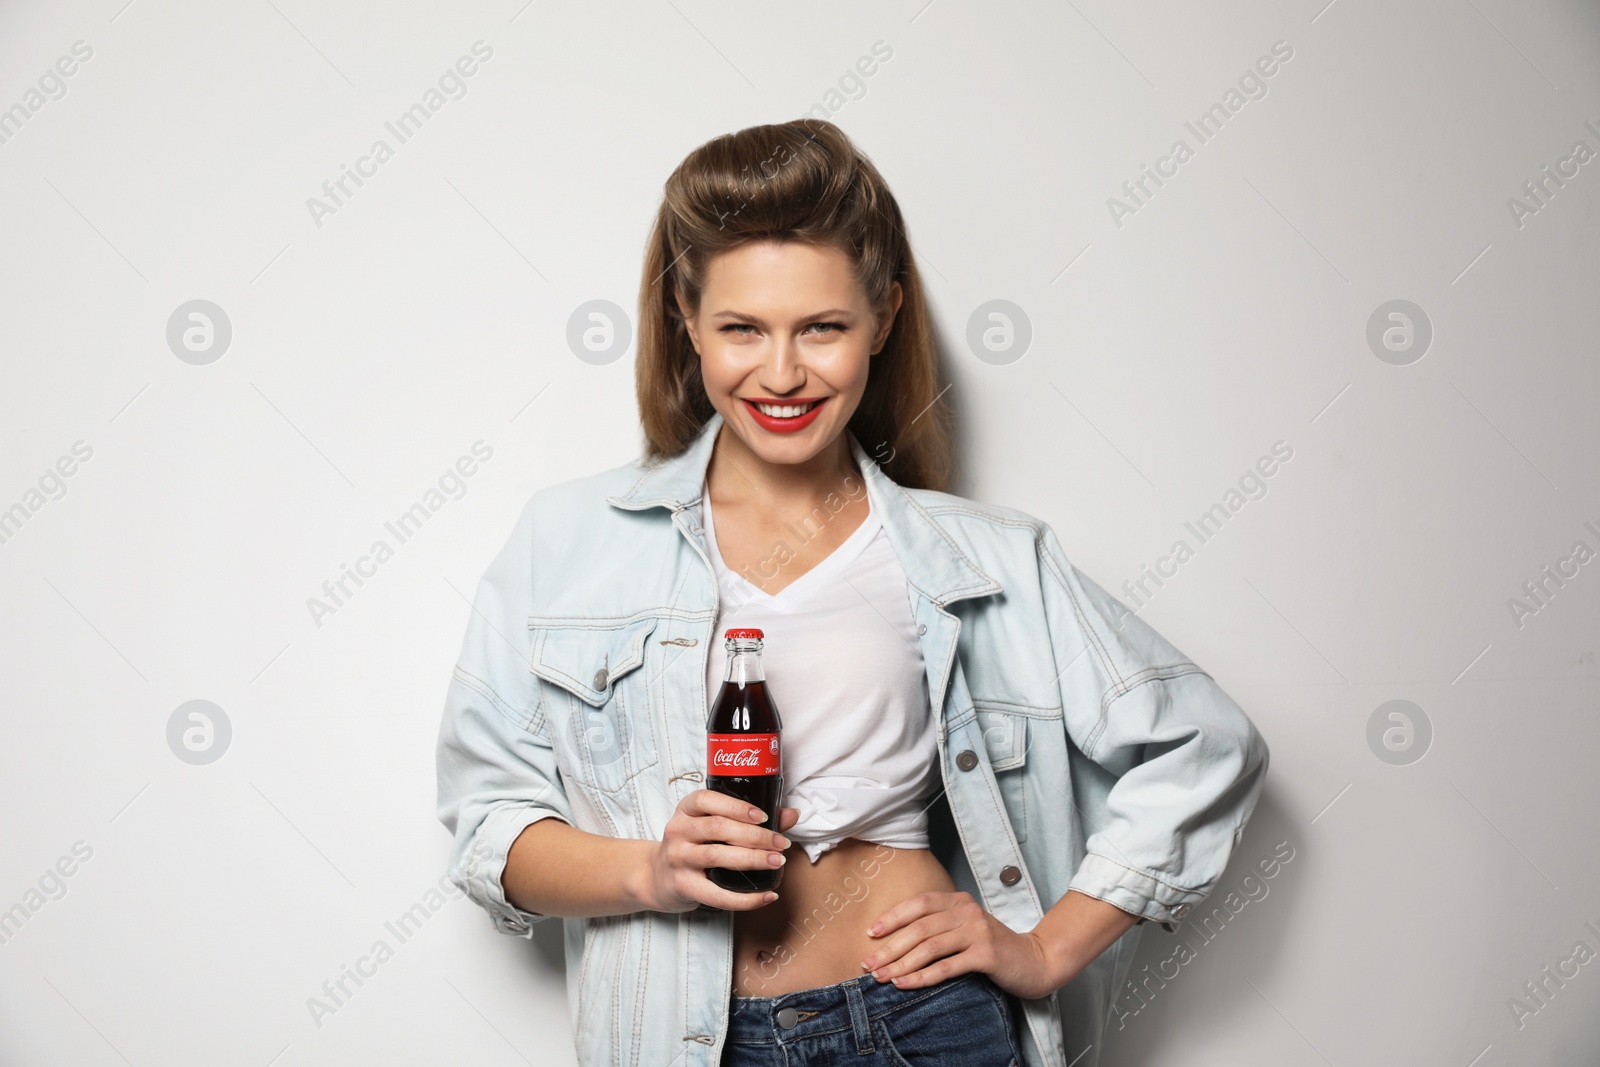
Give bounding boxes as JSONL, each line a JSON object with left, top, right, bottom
{"left": 731, "top": 837, "right": 957, "bottom": 997}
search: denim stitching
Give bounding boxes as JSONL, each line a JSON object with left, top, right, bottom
{"left": 654, "top": 563, "right": 698, "bottom": 794}
{"left": 1081, "top": 849, "right": 1206, "bottom": 896}
{"left": 975, "top": 709, "right": 1027, "bottom": 770}
{"left": 530, "top": 618, "right": 658, "bottom": 696}
{"left": 896, "top": 491, "right": 1004, "bottom": 602}
{"left": 623, "top": 683, "right": 659, "bottom": 808}
{"left": 574, "top": 919, "right": 598, "bottom": 1043}
{"left": 576, "top": 685, "right": 660, "bottom": 797}
{"left": 528, "top": 607, "right": 712, "bottom": 627}
{"left": 989, "top": 983, "right": 1025, "bottom": 1067}
{"left": 864, "top": 975, "right": 968, "bottom": 1020}
{"left": 1035, "top": 537, "right": 1125, "bottom": 759}
{"left": 610, "top": 920, "right": 624, "bottom": 1058}
{"left": 564, "top": 692, "right": 623, "bottom": 839}
{"left": 1103, "top": 663, "right": 1211, "bottom": 710}
{"left": 868, "top": 975, "right": 1008, "bottom": 1066}
{"left": 631, "top": 915, "right": 650, "bottom": 1060}
{"left": 1041, "top": 546, "right": 1122, "bottom": 692}
{"left": 921, "top": 501, "right": 1043, "bottom": 530}
{"left": 451, "top": 665, "right": 530, "bottom": 730}
{"left": 970, "top": 695, "right": 1063, "bottom": 715}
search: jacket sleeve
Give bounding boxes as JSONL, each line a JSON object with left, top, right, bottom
{"left": 1035, "top": 523, "right": 1269, "bottom": 925}
{"left": 435, "top": 497, "right": 575, "bottom": 936}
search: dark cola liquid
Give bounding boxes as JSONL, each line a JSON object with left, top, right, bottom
{"left": 706, "top": 672, "right": 784, "bottom": 894}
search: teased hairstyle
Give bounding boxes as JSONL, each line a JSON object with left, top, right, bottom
{"left": 634, "top": 119, "right": 952, "bottom": 491}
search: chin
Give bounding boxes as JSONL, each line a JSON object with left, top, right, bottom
{"left": 717, "top": 398, "right": 855, "bottom": 466}
{"left": 744, "top": 433, "right": 832, "bottom": 466}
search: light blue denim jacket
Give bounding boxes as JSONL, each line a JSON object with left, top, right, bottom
{"left": 435, "top": 411, "right": 1269, "bottom": 1067}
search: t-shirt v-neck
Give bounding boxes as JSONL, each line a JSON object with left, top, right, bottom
{"left": 700, "top": 485, "right": 881, "bottom": 609}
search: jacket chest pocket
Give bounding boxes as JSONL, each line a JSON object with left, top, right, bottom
{"left": 529, "top": 614, "right": 662, "bottom": 796}
{"left": 976, "top": 706, "right": 1029, "bottom": 843}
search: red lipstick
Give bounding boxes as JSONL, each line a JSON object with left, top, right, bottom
{"left": 741, "top": 396, "right": 828, "bottom": 434}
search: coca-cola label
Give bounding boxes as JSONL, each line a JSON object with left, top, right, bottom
{"left": 707, "top": 733, "right": 781, "bottom": 776}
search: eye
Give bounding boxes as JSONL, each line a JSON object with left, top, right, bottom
{"left": 806, "top": 322, "right": 847, "bottom": 335}
{"left": 719, "top": 324, "right": 756, "bottom": 335}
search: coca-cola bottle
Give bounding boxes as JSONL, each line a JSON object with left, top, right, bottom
{"left": 705, "top": 627, "right": 784, "bottom": 894}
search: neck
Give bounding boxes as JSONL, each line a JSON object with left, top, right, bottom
{"left": 704, "top": 423, "right": 860, "bottom": 510}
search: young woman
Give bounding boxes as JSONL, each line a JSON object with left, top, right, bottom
{"left": 436, "top": 120, "right": 1270, "bottom": 1067}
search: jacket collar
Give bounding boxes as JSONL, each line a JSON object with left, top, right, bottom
{"left": 607, "top": 410, "right": 1002, "bottom": 608}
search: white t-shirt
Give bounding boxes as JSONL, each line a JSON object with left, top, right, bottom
{"left": 701, "top": 484, "right": 941, "bottom": 864}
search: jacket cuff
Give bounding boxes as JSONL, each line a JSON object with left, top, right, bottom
{"left": 1067, "top": 850, "right": 1207, "bottom": 929}
{"left": 455, "top": 804, "right": 568, "bottom": 937}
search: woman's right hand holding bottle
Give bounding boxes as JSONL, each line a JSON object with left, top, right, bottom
{"left": 642, "top": 790, "right": 799, "bottom": 912}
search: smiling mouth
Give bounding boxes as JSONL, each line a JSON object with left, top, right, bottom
{"left": 739, "top": 396, "right": 830, "bottom": 434}
{"left": 742, "top": 397, "right": 825, "bottom": 418}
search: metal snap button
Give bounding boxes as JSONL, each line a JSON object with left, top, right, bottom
{"left": 593, "top": 667, "right": 609, "bottom": 691}
{"left": 999, "top": 865, "right": 1021, "bottom": 886}
{"left": 775, "top": 1006, "right": 800, "bottom": 1029}
{"left": 955, "top": 749, "right": 979, "bottom": 771}
{"left": 917, "top": 623, "right": 927, "bottom": 635}
{"left": 1171, "top": 903, "right": 1190, "bottom": 919}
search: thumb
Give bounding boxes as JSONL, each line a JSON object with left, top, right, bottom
{"left": 777, "top": 806, "right": 801, "bottom": 832}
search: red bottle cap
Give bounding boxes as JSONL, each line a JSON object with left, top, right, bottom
{"left": 725, "top": 627, "right": 764, "bottom": 639}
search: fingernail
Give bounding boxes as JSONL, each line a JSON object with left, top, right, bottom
{"left": 769, "top": 853, "right": 786, "bottom": 866}
{"left": 749, "top": 807, "right": 762, "bottom": 820}
{"left": 774, "top": 835, "right": 790, "bottom": 849}
{"left": 764, "top": 892, "right": 778, "bottom": 902}
{"left": 869, "top": 922, "right": 882, "bottom": 936}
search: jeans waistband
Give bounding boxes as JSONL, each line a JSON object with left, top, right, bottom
{"left": 725, "top": 970, "right": 991, "bottom": 1051}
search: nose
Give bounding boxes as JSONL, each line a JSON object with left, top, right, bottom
{"left": 757, "top": 335, "right": 807, "bottom": 396}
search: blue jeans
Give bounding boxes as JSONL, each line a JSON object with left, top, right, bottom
{"left": 721, "top": 970, "right": 1023, "bottom": 1066}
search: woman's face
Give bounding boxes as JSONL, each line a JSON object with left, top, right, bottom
{"left": 679, "top": 240, "right": 901, "bottom": 469}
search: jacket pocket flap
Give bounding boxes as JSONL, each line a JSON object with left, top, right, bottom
{"left": 975, "top": 707, "right": 1028, "bottom": 771}
{"left": 527, "top": 614, "right": 660, "bottom": 706}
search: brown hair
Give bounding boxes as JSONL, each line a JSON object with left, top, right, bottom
{"left": 634, "top": 119, "right": 953, "bottom": 492}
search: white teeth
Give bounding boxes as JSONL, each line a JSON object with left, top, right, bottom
{"left": 753, "top": 401, "right": 818, "bottom": 418}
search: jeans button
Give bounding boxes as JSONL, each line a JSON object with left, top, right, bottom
{"left": 593, "top": 667, "right": 608, "bottom": 690}
{"left": 999, "top": 865, "right": 1021, "bottom": 886}
{"left": 917, "top": 623, "right": 927, "bottom": 635}
{"left": 776, "top": 1006, "right": 800, "bottom": 1029}
{"left": 956, "top": 749, "right": 979, "bottom": 771}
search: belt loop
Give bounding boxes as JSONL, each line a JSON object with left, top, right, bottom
{"left": 844, "top": 976, "right": 874, "bottom": 1054}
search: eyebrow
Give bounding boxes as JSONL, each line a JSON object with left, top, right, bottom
{"left": 710, "top": 308, "right": 854, "bottom": 323}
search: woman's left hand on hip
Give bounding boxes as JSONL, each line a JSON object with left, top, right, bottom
{"left": 860, "top": 890, "right": 1061, "bottom": 1001}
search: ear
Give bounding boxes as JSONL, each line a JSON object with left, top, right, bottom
{"left": 674, "top": 288, "right": 701, "bottom": 354}
{"left": 871, "top": 280, "right": 904, "bottom": 354}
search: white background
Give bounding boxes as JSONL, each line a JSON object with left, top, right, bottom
{"left": 1, "top": 1, "right": 1597, "bottom": 1064}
